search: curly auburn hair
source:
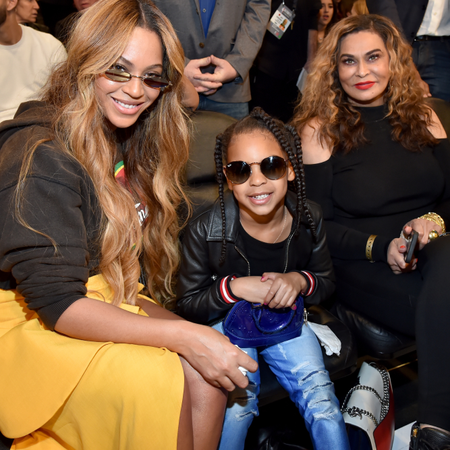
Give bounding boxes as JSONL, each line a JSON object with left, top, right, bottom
{"left": 214, "top": 107, "right": 317, "bottom": 264}
{"left": 292, "top": 14, "right": 439, "bottom": 154}
{"left": 15, "top": 0, "right": 191, "bottom": 307}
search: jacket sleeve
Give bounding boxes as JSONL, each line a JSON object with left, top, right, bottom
{"left": 300, "top": 202, "right": 336, "bottom": 305}
{"left": 225, "top": 0, "right": 271, "bottom": 80}
{"left": 176, "top": 215, "right": 236, "bottom": 325}
{"left": 0, "top": 140, "right": 92, "bottom": 330}
{"left": 304, "top": 161, "right": 392, "bottom": 262}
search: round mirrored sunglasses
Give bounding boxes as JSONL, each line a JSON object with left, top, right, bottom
{"left": 225, "top": 156, "right": 288, "bottom": 184}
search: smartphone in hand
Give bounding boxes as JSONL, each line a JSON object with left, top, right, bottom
{"left": 404, "top": 230, "right": 419, "bottom": 263}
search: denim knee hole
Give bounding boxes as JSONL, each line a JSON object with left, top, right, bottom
{"left": 235, "top": 409, "right": 259, "bottom": 421}
{"left": 289, "top": 361, "right": 311, "bottom": 375}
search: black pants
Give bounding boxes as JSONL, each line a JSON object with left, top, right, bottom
{"left": 334, "top": 235, "right": 450, "bottom": 430}
{"left": 412, "top": 39, "right": 450, "bottom": 102}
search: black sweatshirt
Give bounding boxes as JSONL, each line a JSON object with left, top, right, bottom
{"left": 0, "top": 102, "right": 102, "bottom": 329}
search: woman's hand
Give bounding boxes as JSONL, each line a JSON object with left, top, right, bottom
{"left": 56, "top": 298, "right": 257, "bottom": 392}
{"left": 387, "top": 237, "right": 417, "bottom": 274}
{"left": 229, "top": 276, "right": 273, "bottom": 303}
{"left": 261, "top": 272, "right": 306, "bottom": 309}
{"left": 177, "top": 322, "right": 258, "bottom": 391}
{"left": 403, "top": 220, "right": 443, "bottom": 250}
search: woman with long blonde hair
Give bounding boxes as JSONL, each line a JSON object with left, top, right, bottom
{"left": 0, "top": 1, "right": 256, "bottom": 449}
{"left": 293, "top": 14, "right": 450, "bottom": 449}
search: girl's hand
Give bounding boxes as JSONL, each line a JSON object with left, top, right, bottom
{"left": 387, "top": 237, "right": 417, "bottom": 274}
{"left": 178, "top": 322, "right": 258, "bottom": 391}
{"left": 403, "top": 220, "right": 443, "bottom": 250}
{"left": 229, "top": 276, "right": 273, "bottom": 303}
{"left": 261, "top": 272, "right": 306, "bottom": 309}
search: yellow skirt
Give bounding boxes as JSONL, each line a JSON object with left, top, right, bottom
{"left": 0, "top": 275, "right": 184, "bottom": 450}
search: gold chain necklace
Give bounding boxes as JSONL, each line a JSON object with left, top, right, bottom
{"left": 273, "top": 206, "right": 287, "bottom": 244}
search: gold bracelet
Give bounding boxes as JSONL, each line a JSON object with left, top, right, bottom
{"left": 418, "top": 212, "right": 446, "bottom": 234}
{"left": 365, "top": 235, "right": 377, "bottom": 262}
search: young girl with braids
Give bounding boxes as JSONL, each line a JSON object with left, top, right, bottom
{"left": 176, "top": 108, "right": 350, "bottom": 450}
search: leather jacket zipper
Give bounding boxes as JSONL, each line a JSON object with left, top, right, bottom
{"left": 234, "top": 246, "right": 251, "bottom": 276}
{"left": 283, "top": 233, "right": 294, "bottom": 273}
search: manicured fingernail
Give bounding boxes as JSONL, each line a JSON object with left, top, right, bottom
{"left": 400, "top": 245, "right": 406, "bottom": 249}
{"left": 263, "top": 303, "right": 268, "bottom": 306}
{"left": 291, "top": 304, "right": 297, "bottom": 310}
{"left": 261, "top": 276, "right": 266, "bottom": 281}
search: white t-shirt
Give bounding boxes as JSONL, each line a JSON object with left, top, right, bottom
{"left": 0, "top": 25, "right": 67, "bottom": 123}
{"left": 417, "top": 0, "right": 450, "bottom": 37}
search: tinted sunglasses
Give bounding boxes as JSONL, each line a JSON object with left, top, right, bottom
{"left": 104, "top": 67, "right": 172, "bottom": 91}
{"left": 225, "top": 156, "right": 288, "bottom": 184}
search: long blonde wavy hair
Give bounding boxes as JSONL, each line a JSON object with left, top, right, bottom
{"left": 293, "top": 14, "right": 438, "bottom": 153}
{"left": 16, "top": 0, "right": 190, "bottom": 307}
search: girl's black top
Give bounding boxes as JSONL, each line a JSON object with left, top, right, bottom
{"left": 238, "top": 221, "right": 288, "bottom": 275}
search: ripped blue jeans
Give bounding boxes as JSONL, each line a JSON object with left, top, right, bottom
{"left": 212, "top": 321, "right": 350, "bottom": 450}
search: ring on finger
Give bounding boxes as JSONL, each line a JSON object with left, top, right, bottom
{"left": 400, "top": 230, "right": 410, "bottom": 241}
{"left": 428, "top": 230, "right": 439, "bottom": 241}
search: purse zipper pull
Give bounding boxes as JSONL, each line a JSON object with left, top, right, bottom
{"left": 303, "top": 308, "right": 308, "bottom": 324}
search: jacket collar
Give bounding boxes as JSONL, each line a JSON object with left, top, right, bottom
{"left": 206, "top": 189, "right": 299, "bottom": 242}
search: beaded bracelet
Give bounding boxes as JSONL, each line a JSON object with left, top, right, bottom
{"left": 365, "top": 235, "right": 377, "bottom": 263}
{"left": 418, "top": 212, "right": 446, "bottom": 234}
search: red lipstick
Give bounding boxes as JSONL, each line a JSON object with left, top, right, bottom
{"left": 355, "top": 82, "right": 375, "bottom": 90}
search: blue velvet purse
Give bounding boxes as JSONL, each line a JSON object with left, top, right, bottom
{"left": 222, "top": 297, "right": 304, "bottom": 348}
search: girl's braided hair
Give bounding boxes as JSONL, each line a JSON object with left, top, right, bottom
{"left": 214, "top": 107, "right": 317, "bottom": 264}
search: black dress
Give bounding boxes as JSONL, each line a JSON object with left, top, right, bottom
{"left": 304, "top": 104, "right": 450, "bottom": 430}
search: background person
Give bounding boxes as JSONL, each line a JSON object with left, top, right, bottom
{"left": 0, "top": 1, "right": 256, "bottom": 448}
{"left": 13, "top": 0, "right": 39, "bottom": 24}
{"left": 339, "top": 0, "right": 368, "bottom": 17}
{"left": 13, "top": 0, "right": 49, "bottom": 32}
{"left": 250, "top": 0, "right": 322, "bottom": 123}
{"left": 152, "top": 0, "right": 271, "bottom": 120}
{"left": 293, "top": 14, "right": 450, "bottom": 449}
{"left": 54, "top": 0, "right": 99, "bottom": 45}
{"left": 36, "top": 0, "right": 73, "bottom": 34}
{"left": 0, "top": 0, "right": 66, "bottom": 123}
{"left": 318, "top": 1, "right": 338, "bottom": 46}
{"left": 366, "top": 0, "right": 449, "bottom": 100}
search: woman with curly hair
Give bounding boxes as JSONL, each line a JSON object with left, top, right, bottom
{"left": 293, "top": 14, "right": 450, "bottom": 448}
{"left": 0, "top": 0, "right": 256, "bottom": 449}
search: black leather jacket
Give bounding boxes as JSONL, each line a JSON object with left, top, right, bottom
{"left": 176, "top": 191, "right": 335, "bottom": 325}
